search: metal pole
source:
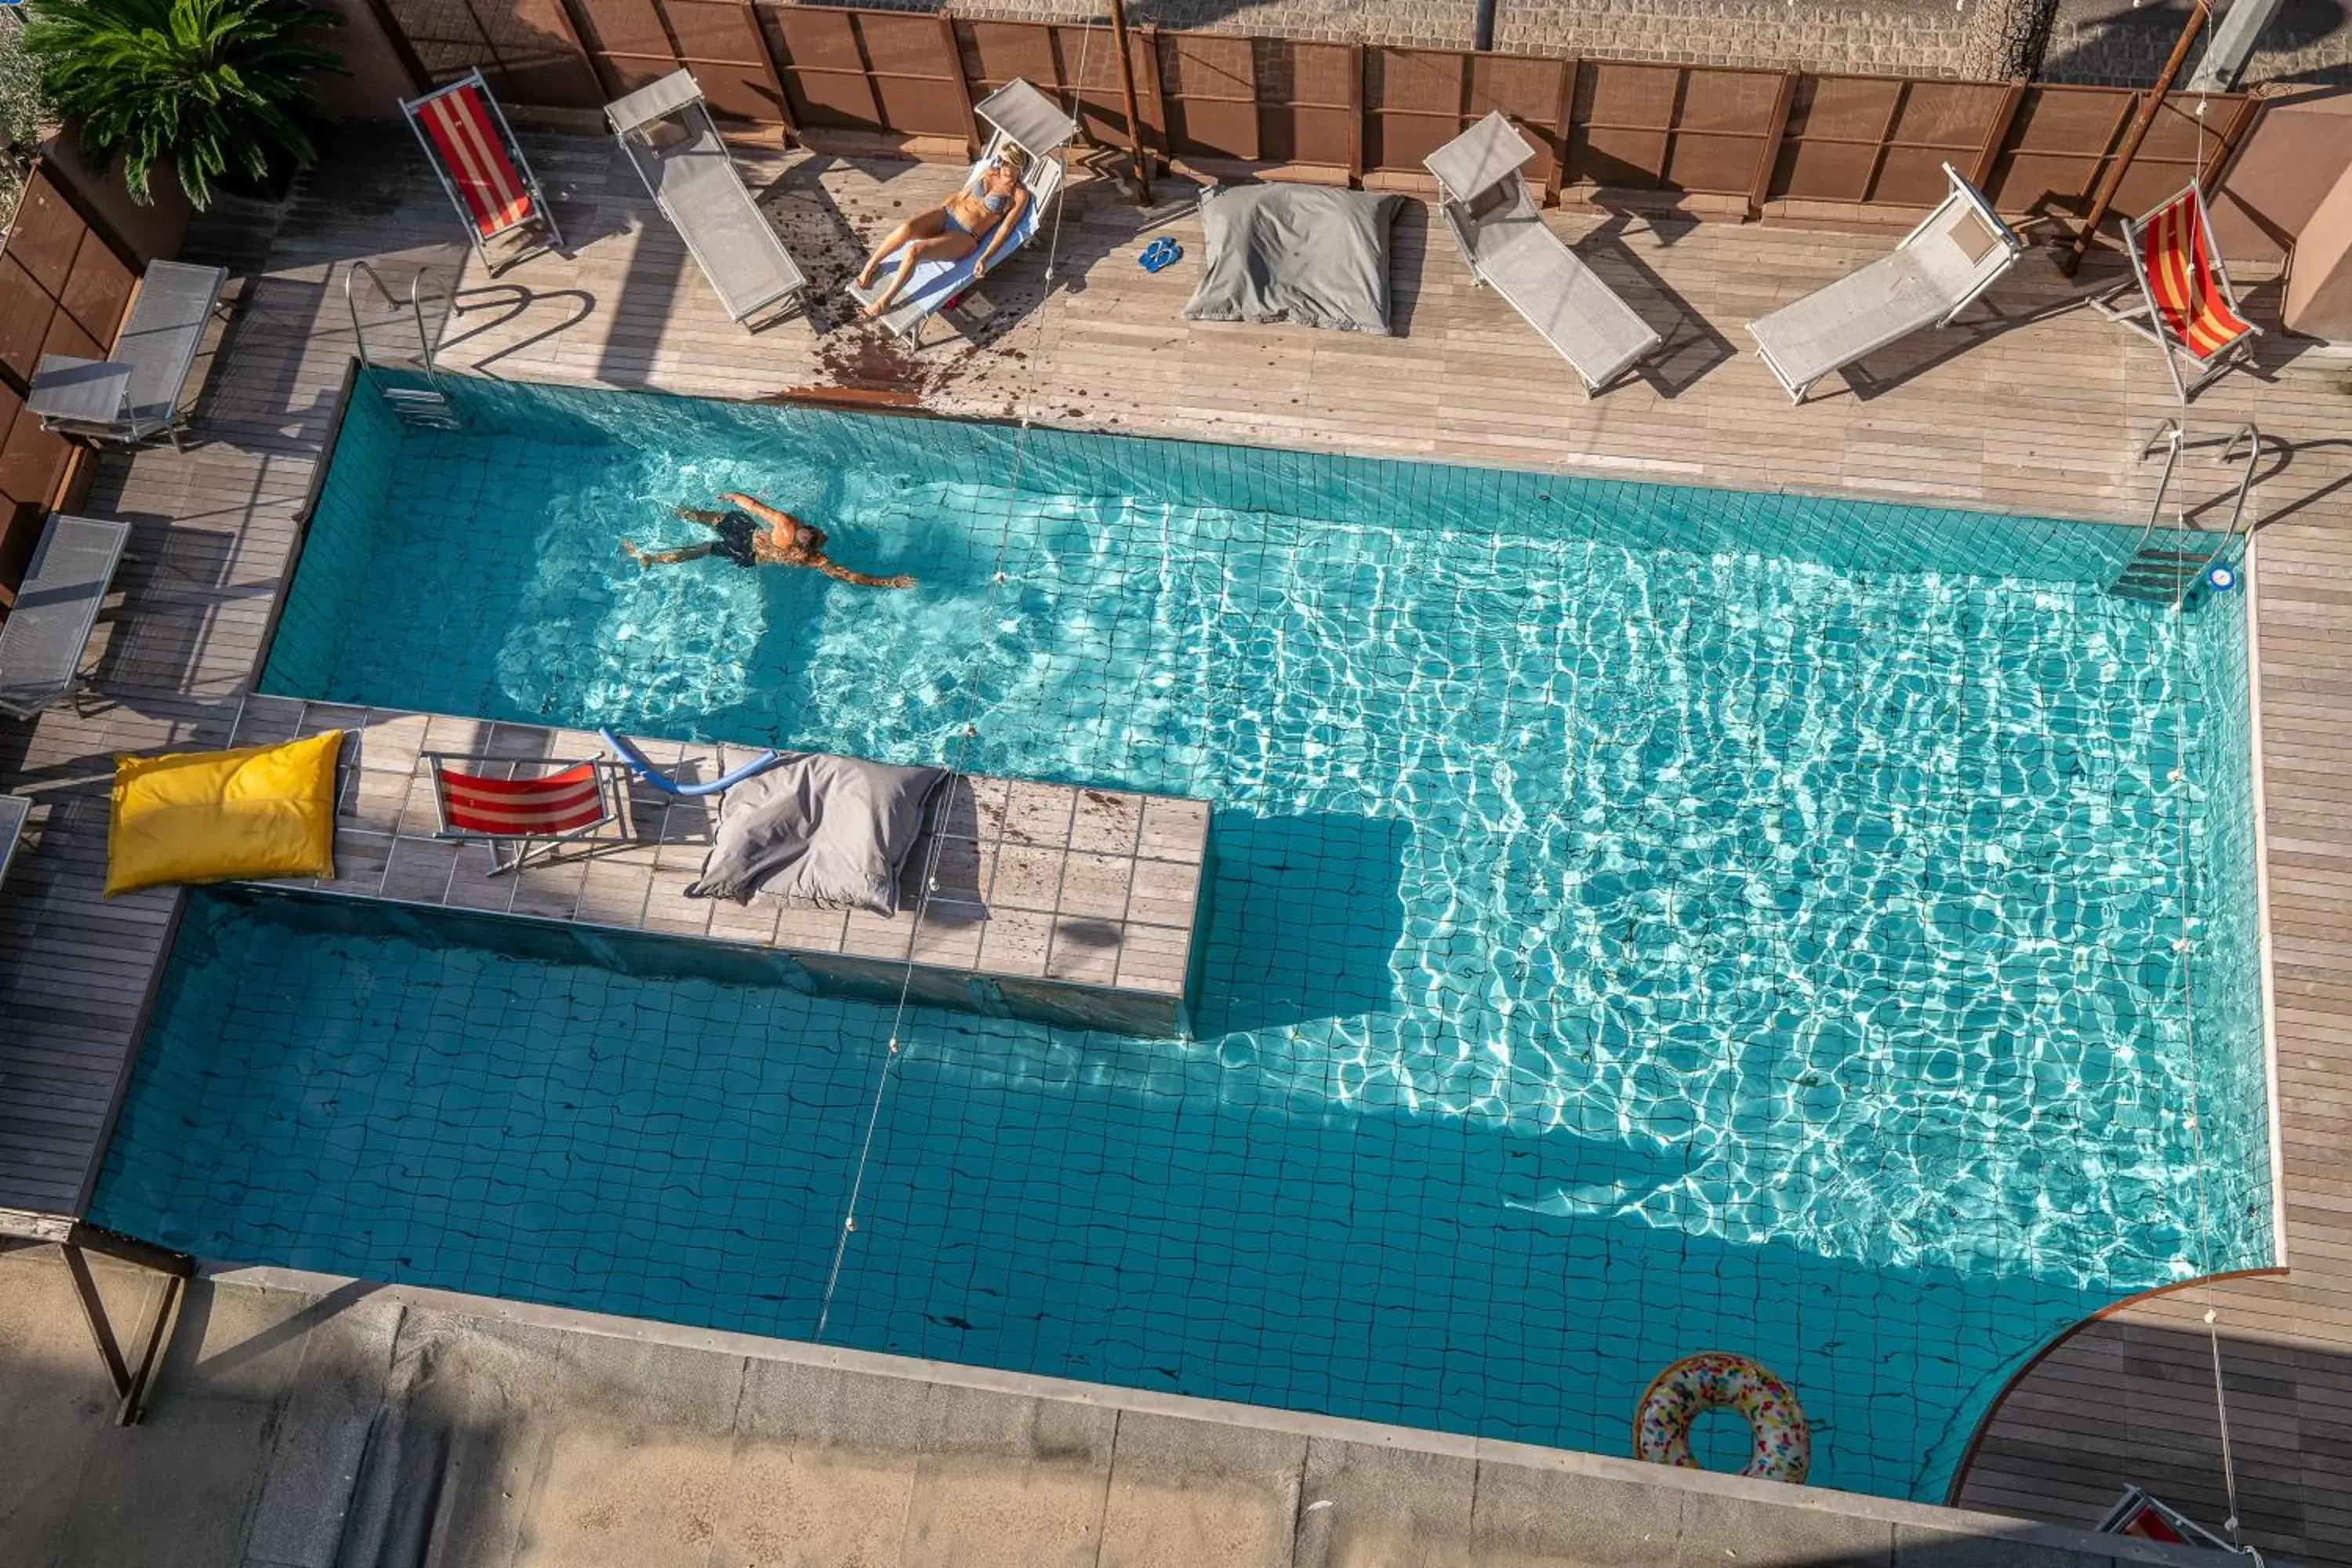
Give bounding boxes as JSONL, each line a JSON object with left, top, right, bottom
{"left": 2061, "top": 0, "right": 2210, "bottom": 276}
{"left": 1107, "top": 0, "right": 1152, "bottom": 205}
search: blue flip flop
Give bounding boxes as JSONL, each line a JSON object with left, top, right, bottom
{"left": 1140, "top": 237, "right": 1183, "bottom": 273}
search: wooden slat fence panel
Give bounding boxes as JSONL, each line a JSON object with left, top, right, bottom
{"left": 568, "top": 0, "right": 779, "bottom": 119}
{"left": 1363, "top": 47, "right": 1568, "bottom": 183}
{"left": 769, "top": 5, "right": 877, "bottom": 129}
{"left": 1159, "top": 31, "right": 1257, "bottom": 162}
{"left": 850, "top": 11, "right": 964, "bottom": 139}
{"left": 0, "top": 164, "right": 136, "bottom": 598}
{"left": 1257, "top": 38, "right": 1354, "bottom": 169}
{"left": 377, "top": 0, "right": 604, "bottom": 107}
{"left": 1040, "top": 23, "right": 1138, "bottom": 151}
{"left": 367, "top": 0, "right": 2262, "bottom": 232}
{"left": 1987, "top": 85, "right": 2137, "bottom": 218}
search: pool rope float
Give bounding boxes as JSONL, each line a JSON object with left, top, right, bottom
{"left": 1633, "top": 1351, "right": 1811, "bottom": 1485}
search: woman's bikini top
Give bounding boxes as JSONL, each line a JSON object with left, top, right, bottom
{"left": 963, "top": 165, "right": 1014, "bottom": 215}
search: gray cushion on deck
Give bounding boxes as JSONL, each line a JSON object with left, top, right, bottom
{"left": 686, "top": 753, "right": 948, "bottom": 916}
{"left": 1182, "top": 185, "right": 1404, "bottom": 336}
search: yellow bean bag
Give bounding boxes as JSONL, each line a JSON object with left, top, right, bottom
{"left": 104, "top": 730, "right": 343, "bottom": 898}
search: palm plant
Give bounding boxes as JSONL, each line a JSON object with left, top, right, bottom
{"left": 2, "top": 10, "right": 49, "bottom": 219}
{"left": 24, "top": 0, "right": 344, "bottom": 209}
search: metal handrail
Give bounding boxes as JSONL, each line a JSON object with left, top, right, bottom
{"left": 2212, "top": 423, "right": 2263, "bottom": 560}
{"left": 2114, "top": 418, "right": 2186, "bottom": 581}
{"left": 343, "top": 260, "right": 445, "bottom": 394}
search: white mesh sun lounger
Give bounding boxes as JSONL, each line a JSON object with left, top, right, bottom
{"left": 0, "top": 514, "right": 130, "bottom": 720}
{"left": 608, "top": 71, "right": 808, "bottom": 331}
{"left": 30, "top": 260, "right": 228, "bottom": 448}
{"left": 1427, "top": 111, "right": 1661, "bottom": 394}
{"left": 846, "top": 78, "right": 1079, "bottom": 345}
{"left": 1748, "top": 163, "right": 2024, "bottom": 404}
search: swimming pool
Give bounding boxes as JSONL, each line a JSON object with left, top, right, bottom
{"left": 96, "top": 372, "right": 2272, "bottom": 1501}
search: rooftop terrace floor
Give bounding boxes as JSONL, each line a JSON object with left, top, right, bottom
{"left": 2, "top": 126, "right": 2349, "bottom": 1560}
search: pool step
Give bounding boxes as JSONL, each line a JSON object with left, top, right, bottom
{"left": 2106, "top": 419, "right": 2261, "bottom": 606}
{"left": 380, "top": 385, "right": 460, "bottom": 430}
{"left": 2108, "top": 543, "right": 2226, "bottom": 604}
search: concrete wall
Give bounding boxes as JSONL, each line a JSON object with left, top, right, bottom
{"left": 791, "top": 0, "right": 2352, "bottom": 83}
{"left": 2211, "top": 86, "right": 2352, "bottom": 265}
{"left": 2285, "top": 151, "right": 2352, "bottom": 336}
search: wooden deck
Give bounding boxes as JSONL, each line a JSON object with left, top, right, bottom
{"left": 225, "top": 695, "right": 1207, "bottom": 1036}
{"left": 1, "top": 125, "right": 2349, "bottom": 1559}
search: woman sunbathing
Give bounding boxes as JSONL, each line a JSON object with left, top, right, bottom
{"left": 623, "top": 492, "right": 913, "bottom": 588}
{"left": 853, "top": 145, "right": 1033, "bottom": 320}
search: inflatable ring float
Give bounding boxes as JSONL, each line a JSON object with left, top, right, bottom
{"left": 1633, "top": 1352, "right": 1810, "bottom": 1484}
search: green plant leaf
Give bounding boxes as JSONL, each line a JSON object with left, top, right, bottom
{"left": 23, "top": 0, "right": 346, "bottom": 209}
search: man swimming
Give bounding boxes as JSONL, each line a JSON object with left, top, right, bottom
{"left": 622, "top": 492, "right": 914, "bottom": 589}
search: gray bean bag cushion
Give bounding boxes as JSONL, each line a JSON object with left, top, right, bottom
{"left": 685, "top": 753, "right": 949, "bottom": 916}
{"left": 1181, "top": 184, "right": 1404, "bottom": 336}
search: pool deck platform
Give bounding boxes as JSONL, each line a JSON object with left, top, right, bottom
{"left": 1, "top": 125, "right": 2350, "bottom": 1561}
{"left": 226, "top": 695, "right": 1207, "bottom": 1039}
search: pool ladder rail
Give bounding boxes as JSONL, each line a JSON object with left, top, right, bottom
{"left": 2107, "top": 420, "right": 2261, "bottom": 604}
{"left": 343, "top": 261, "right": 460, "bottom": 431}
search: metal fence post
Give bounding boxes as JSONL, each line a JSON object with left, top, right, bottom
{"left": 1547, "top": 54, "right": 1576, "bottom": 206}
{"left": 940, "top": 13, "right": 978, "bottom": 157}
{"left": 1348, "top": 42, "right": 1366, "bottom": 188}
{"left": 1750, "top": 69, "right": 1799, "bottom": 220}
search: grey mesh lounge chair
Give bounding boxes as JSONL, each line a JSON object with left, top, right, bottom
{"left": 28, "top": 260, "right": 228, "bottom": 449}
{"left": 1426, "top": 111, "right": 1661, "bottom": 394}
{"left": 0, "top": 514, "right": 131, "bottom": 720}
{"left": 608, "top": 71, "right": 808, "bottom": 331}
{"left": 0, "top": 793, "right": 28, "bottom": 888}
{"left": 1747, "top": 163, "right": 2024, "bottom": 404}
{"left": 847, "top": 78, "right": 1079, "bottom": 346}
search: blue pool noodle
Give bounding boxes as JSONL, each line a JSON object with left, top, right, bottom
{"left": 601, "top": 728, "right": 781, "bottom": 797}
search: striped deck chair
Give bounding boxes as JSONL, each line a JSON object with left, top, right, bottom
{"left": 2094, "top": 1486, "right": 2236, "bottom": 1552}
{"left": 403, "top": 69, "right": 564, "bottom": 274}
{"left": 425, "top": 753, "right": 632, "bottom": 875}
{"left": 2094, "top": 184, "right": 2259, "bottom": 401}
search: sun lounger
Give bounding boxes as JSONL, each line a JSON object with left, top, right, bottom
{"left": 847, "top": 78, "right": 1079, "bottom": 345}
{"left": 2092, "top": 183, "right": 2259, "bottom": 401}
{"left": 0, "top": 794, "right": 30, "bottom": 889}
{"left": 608, "top": 71, "right": 808, "bottom": 332}
{"left": 27, "top": 260, "right": 228, "bottom": 449}
{"left": 1426, "top": 111, "right": 1661, "bottom": 394}
{"left": 0, "top": 514, "right": 130, "bottom": 720}
{"left": 404, "top": 68, "right": 564, "bottom": 274}
{"left": 1748, "top": 163, "right": 2024, "bottom": 404}
{"left": 424, "top": 752, "right": 633, "bottom": 874}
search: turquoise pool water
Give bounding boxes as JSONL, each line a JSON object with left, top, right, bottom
{"left": 96, "top": 374, "right": 2272, "bottom": 1501}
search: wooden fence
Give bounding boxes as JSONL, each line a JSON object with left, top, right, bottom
{"left": 376, "top": 0, "right": 2261, "bottom": 225}
{"left": 0, "top": 161, "right": 141, "bottom": 598}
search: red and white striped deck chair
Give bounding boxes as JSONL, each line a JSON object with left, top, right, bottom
{"left": 402, "top": 69, "right": 564, "bottom": 274}
{"left": 2094, "top": 1486, "right": 2237, "bottom": 1553}
{"left": 2096, "top": 183, "right": 2259, "bottom": 401}
{"left": 425, "top": 753, "right": 632, "bottom": 875}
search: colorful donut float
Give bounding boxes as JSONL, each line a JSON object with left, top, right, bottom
{"left": 1633, "top": 1352, "right": 1811, "bottom": 1485}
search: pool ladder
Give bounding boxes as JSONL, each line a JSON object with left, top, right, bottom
{"left": 2107, "top": 420, "right": 2261, "bottom": 604}
{"left": 344, "top": 261, "right": 460, "bottom": 430}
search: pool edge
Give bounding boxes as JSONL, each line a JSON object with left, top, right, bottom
{"left": 2244, "top": 532, "right": 2288, "bottom": 1271}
